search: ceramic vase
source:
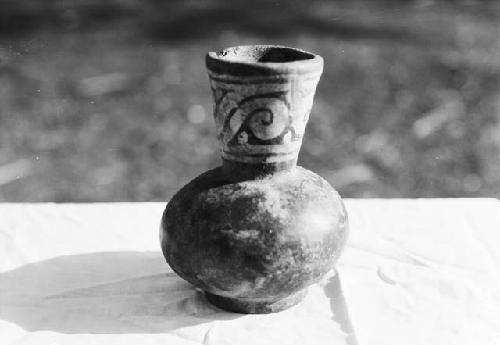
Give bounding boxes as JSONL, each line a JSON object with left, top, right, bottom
{"left": 160, "top": 45, "right": 348, "bottom": 314}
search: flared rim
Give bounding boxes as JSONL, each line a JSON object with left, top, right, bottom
{"left": 206, "top": 45, "right": 323, "bottom": 77}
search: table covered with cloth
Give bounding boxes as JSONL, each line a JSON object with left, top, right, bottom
{"left": 0, "top": 199, "right": 499, "bottom": 345}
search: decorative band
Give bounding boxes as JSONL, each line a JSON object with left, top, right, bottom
{"left": 221, "top": 150, "right": 298, "bottom": 163}
{"left": 208, "top": 73, "right": 321, "bottom": 85}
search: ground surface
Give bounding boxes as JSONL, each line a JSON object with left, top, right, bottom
{"left": 1, "top": 0, "right": 499, "bottom": 201}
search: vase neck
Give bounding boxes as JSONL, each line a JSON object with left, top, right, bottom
{"left": 222, "top": 158, "right": 297, "bottom": 182}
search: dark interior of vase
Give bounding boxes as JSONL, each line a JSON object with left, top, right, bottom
{"left": 217, "top": 46, "right": 315, "bottom": 63}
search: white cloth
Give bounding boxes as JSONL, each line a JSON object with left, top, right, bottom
{"left": 340, "top": 199, "right": 500, "bottom": 345}
{"left": 0, "top": 199, "right": 499, "bottom": 344}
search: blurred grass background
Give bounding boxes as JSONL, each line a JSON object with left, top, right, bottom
{"left": 0, "top": 0, "right": 499, "bottom": 201}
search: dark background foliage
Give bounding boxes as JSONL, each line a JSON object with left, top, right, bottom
{"left": 0, "top": 0, "right": 499, "bottom": 201}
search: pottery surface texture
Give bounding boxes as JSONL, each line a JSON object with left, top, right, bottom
{"left": 161, "top": 45, "right": 348, "bottom": 313}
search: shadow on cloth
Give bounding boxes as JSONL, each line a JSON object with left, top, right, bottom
{"left": 0, "top": 251, "right": 241, "bottom": 334}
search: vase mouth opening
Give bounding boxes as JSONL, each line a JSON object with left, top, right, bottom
{"left": 214, "top": 46, "right": 315, "bottom": 64}
{"left": 206, "top": 45, "right": 323, "bottom": 77}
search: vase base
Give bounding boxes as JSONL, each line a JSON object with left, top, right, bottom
{"left": 204, "top": 289, "right": 307, "bottom": 314}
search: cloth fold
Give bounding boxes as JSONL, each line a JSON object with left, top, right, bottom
{"left": 339, "top": 199, "right": 500, "bottom": 345}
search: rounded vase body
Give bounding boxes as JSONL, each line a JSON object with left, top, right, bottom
{"left": 160, "top": 45, "right": 349, "bottom": 313}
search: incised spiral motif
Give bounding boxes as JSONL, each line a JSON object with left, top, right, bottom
{"left": 209, "top": 74, "right": 320, "bottom": 163}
